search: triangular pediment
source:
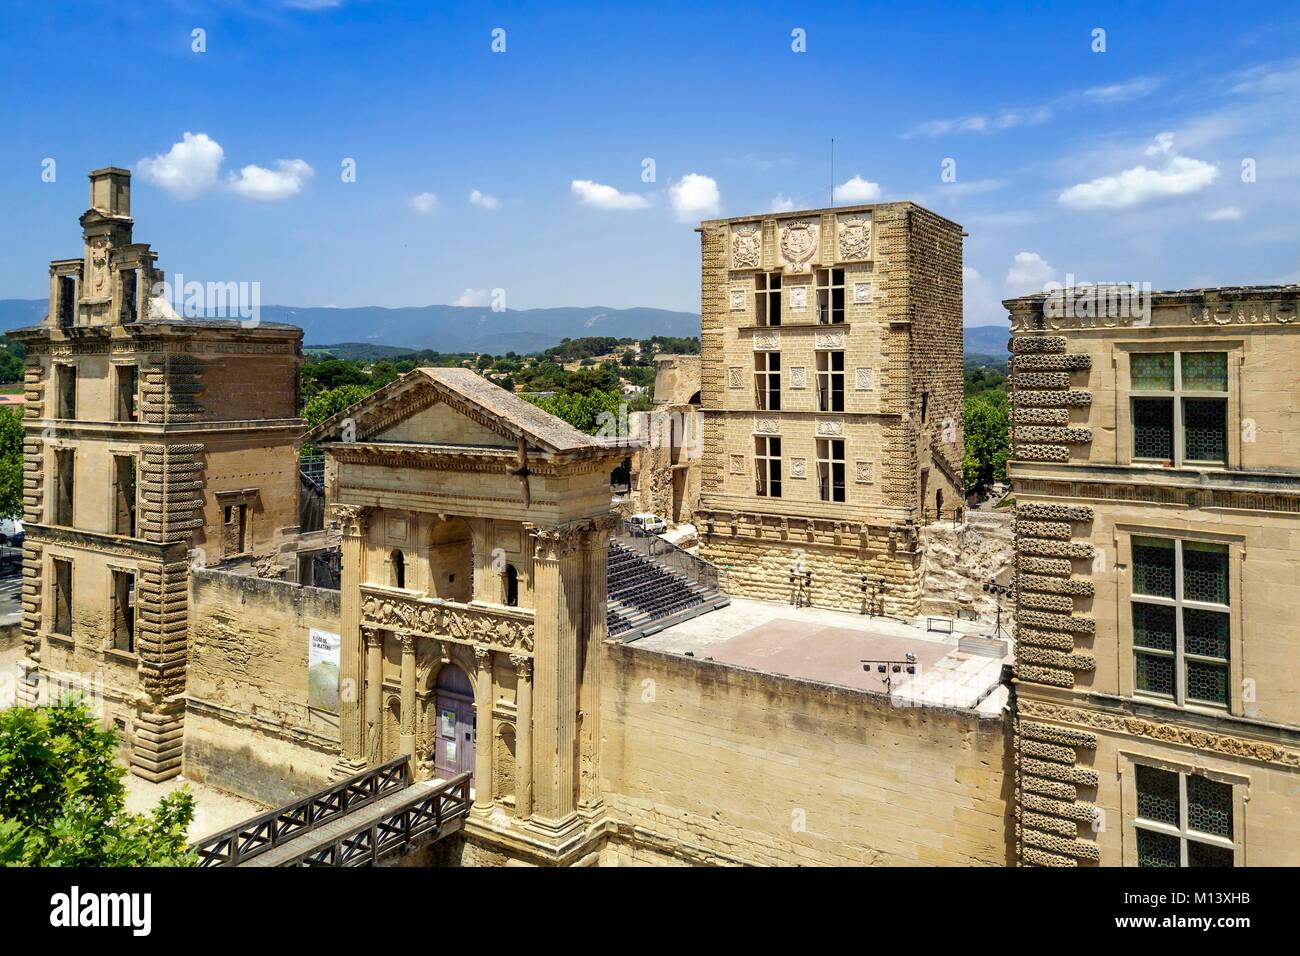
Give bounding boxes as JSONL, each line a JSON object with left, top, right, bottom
{"left": 305, "top": 367, "right": 605, "bottom": 456}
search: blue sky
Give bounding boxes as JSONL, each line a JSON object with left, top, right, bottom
{"left": 1, "top": 0, "right": 1298, "bottom": 324}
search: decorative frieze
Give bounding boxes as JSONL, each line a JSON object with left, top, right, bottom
{"left": 753, "top": 330, "right": 780, "bottom": 350}
{"left": 814, "top": 330, "right": 846, "bottom": 350}
{"left": 815, "top": 419, "right": 844, "bottom": 437}
{"left": 360, "top": 588, "right": 534, "bottom": 655}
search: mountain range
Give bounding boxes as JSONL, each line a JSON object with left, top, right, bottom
{"left": 1, "top": 297, "right": 1009, "bottom": 361}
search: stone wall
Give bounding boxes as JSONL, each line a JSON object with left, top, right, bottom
{"left": 184, "top": 567, "right": 341, "bottom": 804}
{"left": 598, "top": 641, "right": 1012, "bottom": 866}
{"left": 918, "top": 510, "right": 1016, "bottom": 622}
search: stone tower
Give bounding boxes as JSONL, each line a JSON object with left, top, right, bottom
{"left": 11, "top": 168, "right": 305, "bottom": 780}
{"left": 694, "top": 203, "right": 965, "bottom": 615}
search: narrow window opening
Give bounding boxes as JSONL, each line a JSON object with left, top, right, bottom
{"left": 111, "top": 570, "right": 136, "bottom": 653}
{"left": 113, "top": 454, "right": 137, "bottom": 537}
{"left": 52, "top": 558, "right": 73, "bottom": 636}
{"left": 54, "top": 449, "right": 74, "bottom": 526}
{"left": 391, "top": 549, "right": 406, "bottom": 589}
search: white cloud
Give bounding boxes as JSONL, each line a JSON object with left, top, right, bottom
{"left": 1005, "top": 252, "right": 1058, "bottom": 296}
{"left": 1084, "top": 76, "right": 1163, "bottom": 103}
{"left": 770, "top": 194, "right": 796, "bottom": 212}
{"left": 1059, "top": 155, "right": 1219, "bottom": 209}
{"left": 668, "top": 173, "right": 721, "bottom": 222}
{"left": 570, "top": 179, "right": 650, "bottom": 210}
{"left": 905, "top": 106, "right": 1051, "bottom": 139}
{"left": 833, "top": 175, "right": 882, "bottom": 203}
{"left": 228, "top": 159, "right": 313, "bottom": 200}
{"left": 452, "top": 288, "right": 490, "bottom": 307}
{"left": 137, "top": 132, "right": 224, "bottom": 199}
{"left": 1204, "top": 206, "right": 1243, "bottom": 222}
{"left": 962, "top": 266, "right": 1004, "bottom": 326}
{"left": 1144, "top": 131, "right": 1176, "bottom": 156}
{"left": 469, "top": 189, "right": 500, "bottom": 210}
{"left": 409, "top": 192, "right": 439, "bottom": 215}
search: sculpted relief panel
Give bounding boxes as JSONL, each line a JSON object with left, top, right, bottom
{"left": 838, "top": 214, "right": 871, "bottom": 261}
{"left": 361, "top": 590, "right": 534, "bottom": 654}
{"left": 778, "top": 218, "right": 819, "bottom": 273}
{"left": 731, "top": 222, "right": 761, "bottom": 270}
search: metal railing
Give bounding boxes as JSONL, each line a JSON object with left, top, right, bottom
{"left": 300, "top": 453, "right": 325, "bottom": 488}
{"left": 284, "top": 772, "right": 472, "bottom": 867}
{"left": 612, "top": 517, "right": 720, "bottom": 591}
{"left": 192, "top": 756, "right": 410, "bottom": 867}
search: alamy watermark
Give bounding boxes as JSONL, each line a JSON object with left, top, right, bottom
{"left": 1043, "top": 274, "right": 1152, "bottom": 326}
{"left": 151, "top": 274, "right": 261, "bottom": 327}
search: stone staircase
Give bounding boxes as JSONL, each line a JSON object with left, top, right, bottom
{"left": 606, "top": 539, "right": 729, "bottom": 640}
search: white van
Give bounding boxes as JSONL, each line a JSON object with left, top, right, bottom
{"left": 628, "top": 513, "right": 669, "bottom": 537}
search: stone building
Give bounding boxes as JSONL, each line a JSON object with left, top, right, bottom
{"left": 1005, "top": 285, "right": 1300, "bottom": 866}
{"left": 626, "top": 353, "right": 701, "bottom": 525}
{"left": 303, "top": 368, "right": 628, "bottom": 861}
{"left": 9, "top": 168, "right": 304, "bottom": 780}
{"left": 694, "top": 204, "right": 965, "bottom": 615}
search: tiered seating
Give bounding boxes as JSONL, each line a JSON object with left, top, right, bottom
{"left": 605, "top": 541, "right": 727, "bottom": 638}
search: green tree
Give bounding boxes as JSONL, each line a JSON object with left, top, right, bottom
{"left": 963, "top": 393, "right": 1010, "bottom": 496}
{"left": 0, "top": 701, "right": 195, "bottom": 866}
{"left": 303, "top": 383, "right": 377, "bottom": 432}
{"left": 0, "top": 406, "right": 23, "bottom": 520}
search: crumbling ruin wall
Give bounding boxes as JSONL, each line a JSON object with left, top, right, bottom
{"left": 919, "top": 510, "right": 1016, "bottom": 625}
{"left": 184, "top": 568, "right": 341, "bottom": 805}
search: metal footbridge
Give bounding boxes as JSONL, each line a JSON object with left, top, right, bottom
{"left": 192, "top": 756, "right": 471, "bottom": 867}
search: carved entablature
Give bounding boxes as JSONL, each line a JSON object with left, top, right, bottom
{"left": 778, "top": 218, "right": 819, "bottom": 273}
{"left": 360, "top": 587, "right": 534, "bottom": 656}
{"left": 730, "top": 222, "right": 761, "bottom": 270}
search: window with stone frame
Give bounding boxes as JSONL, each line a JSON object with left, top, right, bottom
{"left": 1131, "top": 352, "right": 1228, "bottom": 466}
{"left": 755, "top": 435, "right": 782, "bottom": 498}
{"left": 816, "top": 437, "right": 845, "bottom": 502}
{"left": 110, "top": 569, "right": 136, "bottom": 653}
{"left": 112, "top": 454, "right": 137, "bottom": 537}
{"left": 1134, "top": 764, "right": 1235, "bottom": 867}
{"left": 51, "top": 558, "right": 73, "bottom": 637}
{"left": 115, "top": 364, "right": 139, "bottom": 422}
{"left": 815, "top": 350, "right": 845, "bottom": 412}
{"left": 815, "top": 268, "right": 845, "bottom": 324}
{"left": 57, "top": 275, "right": 77, "bottom": 328}
{"left": 223, "top": 503, "right": 249, "bottom": 557}
{"left": 55, "top": 364, "right": 77, "bottom": 420}
{"left": 754, "top": 351, "right": 781, "bottom": 411}
{"left": 1131, "top": 536, "right": 1230, "bottom": 708}
{"left": 53, "top": 448, "right": 75, "bottom": 526}
{"left": 755, "top": 272, "right": 782, "bottom": 327}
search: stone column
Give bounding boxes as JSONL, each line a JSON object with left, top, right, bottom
{"left": 335, "top": 505, "right": 370, "bottom": 775}
{"left": 529, "top": 526, "right": 581, "bottom": 831}
{"left": 399, "top": 634, "right": 416, "bottom": 759}
{"left": 364, "top": 627, "right": 384, "bottom": 766}
{"left": 473, "top": 645, "right": 495, "bottom": 811}
{"left": 510, "top": 653, "right": 533, "bottom": 820}
{"left": 578, "top": 521, "right": 611, "bottom": 809}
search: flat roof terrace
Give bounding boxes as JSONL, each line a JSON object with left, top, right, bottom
{"left": 631, "top": 598, "right": 1011, "bottom": 716}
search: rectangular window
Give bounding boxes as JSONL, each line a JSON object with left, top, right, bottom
{"left": 1135, "top": 765, "right": 1234, "bottom": 867}
{"left": 755, "top": 273, "right": 782, "bottom": 327}
{"left": 52, "top": 558, "right": 73, "bottom": 636}
{"left": 1131, "top": 536, "right": 1230, "bottom": 708}
{"left": 817, "top": 438, "right": 845, "bottom": 502}
{"left": 1131, "top": 352, "right": 1227, "bottom": 465}
{"left": 56, "top": 364, "right": 77, "bottom": 420}
{"left": 113, "top": 454, "right": 137, "bottom": 537}
{"left": 755, "top": 436, "right": 782, "bottom": 498}
{"left": 57, "top": 276, "right": 76, "bottom": 328}
{"left": 815, "top": 351, "right": 845, "bottom": 412}
{"left": 815, "top": 268, "right": 845, "bottom": 325}
{"left": 754, "top": 352, "right": 781, "bottom": 411}
{"left": 119, "top": 269, "right": 139, "bottom": 324}
{"left": 111, "top": 570, "right": 136, "bottom": 653}
{"left": 54, "top": 449, "right": 75, "bottom": 526}
{"left": 223, "top": 503, "right": 248, "bottom": 556}
{"left": 115, "top": 365, "right": 139, "bottom": 422}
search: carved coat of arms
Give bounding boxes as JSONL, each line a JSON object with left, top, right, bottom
{"left": 779, "top": 220, "right": 818, "bottom": 272}
{"left": 838, "top": 216, "right": 871, "bottom": 260}
{"left": 731, "top": 223, "right": 761, "bottom": 269}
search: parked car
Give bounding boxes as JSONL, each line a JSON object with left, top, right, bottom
{"left": 0, "top": 517, "right": 22, "bottom": 546}
{"left": 628, "top": 513, "right": 669, "bottom": 537}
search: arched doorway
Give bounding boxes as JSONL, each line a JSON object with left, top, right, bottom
{"left": 432, "top": 663, "right": 475, "bottom": 780}
{"left": 429, "top": 518, "right": 473, "bottom": 602}
{"left": 390, "top": 549, "right": 405, "bottom": 589}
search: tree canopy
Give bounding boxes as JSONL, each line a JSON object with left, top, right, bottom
{"left": 0, "top": 702, "right": 195, "bottom": 866}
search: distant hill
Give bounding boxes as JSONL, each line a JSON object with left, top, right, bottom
{"left": 963, "top": 324, "right": 1010, "bottom": 367}
{"left": 3, "top": 297, "right": 1013, "bottom": 365}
